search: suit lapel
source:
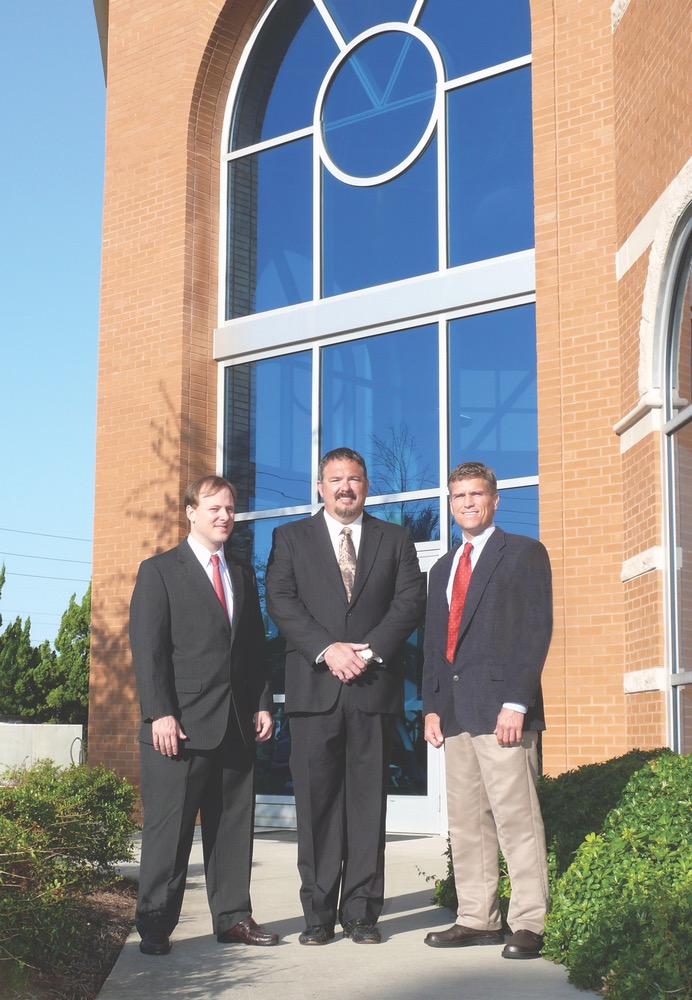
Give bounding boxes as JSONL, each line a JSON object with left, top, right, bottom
{"left": 458, "top": 528, "right": 506, "bottom": 634}
{"left": 227, "top": 557, "right": 244, "bottom": 644}
{"left": 177, "top": 539, "right": 232, "bottom": 633}
{"left": 309, "top": 511, "right": 349, "bottom": 603}
{"left": 350, "top": 513, "right": 382, "bottom": 606}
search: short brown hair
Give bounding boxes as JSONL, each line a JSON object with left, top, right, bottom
{"left": 318, "top": 447, "right": 368, "bottom": 482}
{"left": 183, "top": 475, "right": 237, "bottom": 510}
{"left": 448, "top": 462, "right": 497, "bottom": 494}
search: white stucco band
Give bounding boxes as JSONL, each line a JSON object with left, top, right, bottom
{"left": 621, "top": 546, "right": 664, "bottom": 582}
{"left": 611, "top": 0, "right": 631, "bottom": 31}
{"left": 623, "top": 668, "right": 666, "bottom": 694}
{"left": 614, "top": 158, "right": 692, "bottom": 441}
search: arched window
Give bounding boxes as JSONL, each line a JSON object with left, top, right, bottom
{"left": 664, "top": 205, "right": 692, "bottom": 753}
{"left": 216, "top": 0, "right": 537, "bottom": 814}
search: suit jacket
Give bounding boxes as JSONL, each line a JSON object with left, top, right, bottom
{"left": 422, "top": 528, "right": 552, "bottom": 736}
{"left": 129, "top": 539, "right": 272, "bottom": 751}
{"left": 265, "top": 510, "right": 426, "bottom": 715}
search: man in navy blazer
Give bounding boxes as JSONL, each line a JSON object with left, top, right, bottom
{"left": 422, "top": 462, "right": 552, "bottom": 960}
{"left": 266, "top": 448, "right": 426, "bottom": 945}
{"left": 129, "top": 475, "right": 277, "bottom": 956}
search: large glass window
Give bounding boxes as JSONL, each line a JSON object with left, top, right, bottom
{"left": 225, "top": 0, "right": 533, "bottom": 318}
{"left": 665, "top": 214, "right": 692, "bottom": 754}
{"left": 219, "top": 0, "right": 537, "bottom": 800}
{"left": 449, "top": 304, "right": 537, "bottom": 478}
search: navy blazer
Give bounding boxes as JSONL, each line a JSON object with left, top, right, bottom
{"left": 129, "top": 539, "right": 272, "bottom": 751}
{"left": 265, "top": 510, "right": 426, "bottom": 715}
{"left": 422, "top": 528, "right": 552, "bottom": 736}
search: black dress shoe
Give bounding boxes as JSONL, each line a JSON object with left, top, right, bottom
{"left": 299, "top": 925, "right": 335, "bottom": 945}
{"left": 424, "top": 923, "right": 504, "bottom": 948}
{"left": 501, "top": 928, "right": 544, "bottom": 959}
{"left": 217, "top": 915, "right": 279, "bottom": 946}
{"left": 139, "top": 930, "right": 171, "bottom": 955}
{"left": 342, "top": 919, "right": 381, "bottom": 944}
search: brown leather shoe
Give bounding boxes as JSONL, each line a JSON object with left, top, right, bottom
{"left": 501, "top": 929, "right": 544, "bottom": 959}
{"left": 217, "top": 916, "right": 279, "bottom": 946}
{"left": 424, "top": 923, "right": 504, "bottom": 948}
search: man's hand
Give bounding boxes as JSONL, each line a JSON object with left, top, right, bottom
{"left": 152, "top": 715, "right": 187, "bottom": 757}
{"left": 254, "top": 710, "right": 273, "bottom": 742}
{"left": 324, "top": 642, "right": 371, "bottom": 683}
{"left": 494, "top": 708, "right": 525, "bottom": 747}
{"left": 424, "top": 712, "right": 444, "bottom": 748}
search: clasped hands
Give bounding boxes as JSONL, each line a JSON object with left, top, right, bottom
{"left": 324, "top": 642, "right": 375, "bottom": 684}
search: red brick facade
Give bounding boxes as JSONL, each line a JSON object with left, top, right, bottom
{"left": 89, "top": 0, "right": 692, "bottom": 797}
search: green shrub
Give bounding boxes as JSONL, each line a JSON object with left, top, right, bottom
{"left": 0, "top": 759, "right": 137, "bottom": 973}
{"left": 543, "top": 753, "right": 691, "bottom": 998}
{"left": 537, "top": 747, "right": 672, "bottom": 875}
{"left": 429, "top": 747, "right": 671, "bottom": 918}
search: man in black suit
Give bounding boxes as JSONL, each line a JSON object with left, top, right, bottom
{"left": 265, "top": 447, "right": 426, "bottom": 945}
{"left": 129, "top": 474, "right": 278, "bottom": 956}
{"left": 422, "top": 461, "right": 552, "bottom": 960}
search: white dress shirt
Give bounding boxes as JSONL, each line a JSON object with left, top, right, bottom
{"left": 446, "top": 524, "right": 526, "bottom": 715}
{"left": 187, "top": 535, "right": 234, "bottom": 625}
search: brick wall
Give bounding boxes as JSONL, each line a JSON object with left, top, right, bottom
{"left": 89, "top": 0, "right": 686, "bottom": 793}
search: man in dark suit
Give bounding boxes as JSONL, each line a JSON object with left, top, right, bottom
{"left": 129, "top": 474, "right": 278, "bottom": 956}
{"left": 265, "top": 447, "right": 426, "bottom": 946}
{"left": 422, "top": 461, "right": 552, "bottom": 960}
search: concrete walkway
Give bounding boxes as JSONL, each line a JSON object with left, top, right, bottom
{"left": 99, "top": 830, "right": 597, "bottom": 1000}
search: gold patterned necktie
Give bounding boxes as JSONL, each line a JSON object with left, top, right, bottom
{"left": 446, "top": 541, "right": 473, "bottom": 661}
{"left": 338, "top": 526, "right": 357, "bottom": 601}
{"left": 210, "top": 553, "right": 230, "bottom": 621}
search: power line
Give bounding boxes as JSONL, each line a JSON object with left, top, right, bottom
{"left": 0, "top": 551, "right": 91, "bottom": 565}
{"left": 5, "top": 571, "right": 90, "bottom": 583}
{"left": 0, "top": 526, "right": 92, "bottom": 543}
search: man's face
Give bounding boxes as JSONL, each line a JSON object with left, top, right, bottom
{"left": 449, "top": 477, "right": 499, "bottom": 538}
{"left": 186, "top": 487, "right": 235, "bottom": 552}
{"left": 318, "top": 459, "right": 369, "bottom": 524}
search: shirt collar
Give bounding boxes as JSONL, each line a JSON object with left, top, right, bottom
{"left": 187, "top": 533, "right": 226, "bottom": 567}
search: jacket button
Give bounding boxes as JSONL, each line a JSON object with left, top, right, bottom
{"left": 452, "top": 674, "right": 459, "bottom": 681}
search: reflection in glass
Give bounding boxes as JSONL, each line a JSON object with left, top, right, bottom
{"left": 449, "top": 305, "right": 537, "bottom": 479}
{"left": 224, "top": 354, "right": 312, "bottom": 512}
{"left": 231, "top": 0, "right": 335, "bottom": 147}
{"left": 673, "top": 417, "right": 692, "bottom": 679}
{"left": 390, "top": 621, "right": 427, "bottom": 795}
{"left": 674, "top": 684, "right": 692, "bottom": 755}
{"left": 325, "top": 0, "right": 416, "bottom": 44}
{"left": 668, "top": 257, "right": 692, "bottom": 752}
{"left": 322, "top": 31, "right": 437, "bottom": 178}
{"left": 227, "top": 140, "right": 312, "bottom": 319}
{"left": 450, "top": 485, "right": 539, "bottom": 546}
{"left": 668, "top": 268, "right": 692, "bottom": 413}
{"left": 448, "top": 67, "right": 534, "bottom": 265}
{"left": 230, "top": 513, "right": 301, "bottom": 796}
{"left": 418, "top": 0, "right": 531, "bottom": 80}
{"left": 367, "top": 499, "right": 441, "bottom": 543}
{"left": 321, "top": 325, "right": 439, "bottom": 486}
{"left": 322, "top": 136, "right": 438, "bottom": 295}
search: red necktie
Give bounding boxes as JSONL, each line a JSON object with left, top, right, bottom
{"left": 210, "top": 553, "right": 230, "bottom": 621}
{"left": 446, "top": 541, "right": 473, "bottom": 661}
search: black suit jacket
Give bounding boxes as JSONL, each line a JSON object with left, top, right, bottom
{"left": 129, "top": 539, "right": 272, "bottom": 751}
{"left": 422, "top": 528, "right": 552, "bottom": 736}
{"left": 265, "top": 510, "right": 426, "bottom": 715}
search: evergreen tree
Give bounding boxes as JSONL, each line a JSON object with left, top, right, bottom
{"left": 47, "top": 583, "right": 91, "bottom": 726}
{"left": 0, "top": 615, "right": 42, "bottom": 719}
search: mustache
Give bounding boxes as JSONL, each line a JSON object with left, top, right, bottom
{"left": 336, "top": 491, "right": 356, "bottom": 500}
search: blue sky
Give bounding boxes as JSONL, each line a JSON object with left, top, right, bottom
{"left": 0, "top": 3, "right": 105, "bottom": 645}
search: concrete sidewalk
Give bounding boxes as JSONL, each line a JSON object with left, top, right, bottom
{"left": 99, "top": 831, "right": 596, "bottom": 1000}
